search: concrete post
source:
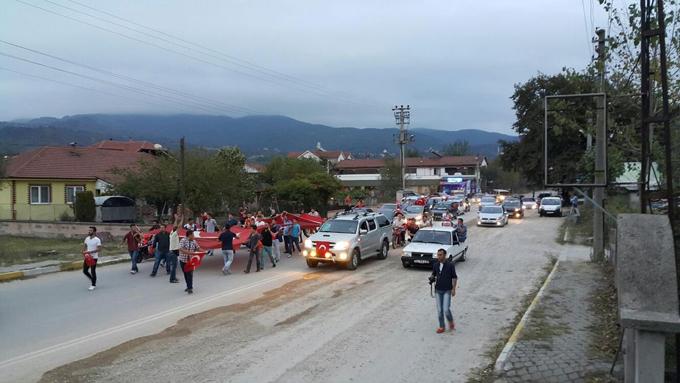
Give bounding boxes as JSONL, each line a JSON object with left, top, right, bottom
{"left": 633, "top": 330, "right": 666, "bottom": 383}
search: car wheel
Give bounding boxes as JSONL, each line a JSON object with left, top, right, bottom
{"left": 402, "top": 260, "right": 410, "bottom": 268}
{"left": 346, "top": 248, "right": 360, "bottom": 270}
{"left": 558, "top": 211, "right": 563, "bottom": 217}
{"left": 306, "top": 259, "right": 318, "bottom": 268}
{"left": 377, "top": 239, "right": 389, "bottom": 260}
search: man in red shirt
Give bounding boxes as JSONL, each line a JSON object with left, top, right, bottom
{"left": 122, "top": 224, "right": 141, "bottom": 274}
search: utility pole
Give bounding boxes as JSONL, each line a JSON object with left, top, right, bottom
{"left": 179, "top": 136, "right": 186, "bottom": 204}
{"left": 392, "top": 105, "right": 412, "bottom": 191}
{"left": 592, "top": 28, "right": 606, "bottom": 262}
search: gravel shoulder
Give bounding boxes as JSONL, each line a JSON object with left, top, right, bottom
{"left": 40, "top": 212, "right": 564, "bottom": 383}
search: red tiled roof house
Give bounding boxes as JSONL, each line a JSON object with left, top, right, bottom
{"left": 0, "top": 140, "right": 161, "bottom": 221}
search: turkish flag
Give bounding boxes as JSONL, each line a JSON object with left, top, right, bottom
{"left": 183, "top": 251, "right": 206, "bottom": 272}
{"left": 316, "top": 241, "right": 331, "bottom": 256}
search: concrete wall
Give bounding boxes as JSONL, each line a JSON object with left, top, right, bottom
{"left": 0, "top": 220, "right": 131, "bottom": 239}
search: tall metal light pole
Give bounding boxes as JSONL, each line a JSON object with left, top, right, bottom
{"left": 392, "top": 105, "right": 412, "bottom": 191}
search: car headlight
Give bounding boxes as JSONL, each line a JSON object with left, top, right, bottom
{"left": 416, "top": 214, "right": 423, "bottom": 220}
{"left": 304, "top": 239, "right": 313, "bottom": 248}
{"left": 403, "top": 251, "right": 411, "bottom": 257}
{"left": 477, "top": 220, "right": 482, "bottom": 225}
{"left": 334, "top": 241, "right": 349, "bottom": 251}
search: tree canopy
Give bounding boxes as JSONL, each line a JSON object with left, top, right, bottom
{"left": 442, "top": 140, "right": 471, "bottom": 156}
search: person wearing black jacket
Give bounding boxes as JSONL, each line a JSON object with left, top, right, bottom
{"left": 431, "top": 248, "right": 458, "bottom": 333}
{"left": 260, "top": 224, "right": 277, "bottom": 269}
{"left": 150, "top": 227, "right": 171, "bottom": 277}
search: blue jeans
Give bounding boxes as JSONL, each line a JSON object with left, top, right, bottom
{"left": 260, "top": 246, "right": 276, "bottom": 268}
{"left": 222, "top": 250, "right": 234, "bottom": 273}
{"left": 129, "top": 250, "right": 139, "bottom": 272}
{"left": 168, "top": 250, "right": 179, "bottom": 281}
{"left": 272, "top": 241, "right": 281, "bottom": 262}
{"left": 152, "top": 250, "right": 170, "bottom": 275}
{"left": 435, "top": 289, "right": 453, "bottom": 328}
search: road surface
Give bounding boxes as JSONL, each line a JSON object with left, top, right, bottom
{"left": 0, "top": 210, "right": 563, "bottom": 383}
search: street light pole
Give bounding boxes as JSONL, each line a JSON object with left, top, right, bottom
{"left": 392, "top": 105, "right": 411, "bottom": 191}
{"left": 593, "top": 28, "right": 606, "bottom": 262}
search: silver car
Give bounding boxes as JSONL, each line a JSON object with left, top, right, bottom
{"left": 303, "top": 212, "right": 392, "bottom": 270}
{"left": 477, "top": 205, "right": 508, "bottom": 227}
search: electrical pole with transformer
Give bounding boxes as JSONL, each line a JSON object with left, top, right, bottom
{"left": 592, "top": 28, "right": 606, "bottom": 262}
{"left": 392, "top": 105, "right": 413, "bottom": 191}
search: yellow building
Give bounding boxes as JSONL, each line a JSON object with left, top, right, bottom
{"left": 0, "top": 141, "right": 160, "bottom": 221}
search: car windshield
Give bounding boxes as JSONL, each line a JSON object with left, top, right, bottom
{"left": 434, "top": 203, "right": 449, "bottom": 209}
{"left": 319, "top": 220, "right": 358, "bottom": 234}
{"left": 411, "top": 230, "right": 452, "bottom": 245}
{"left": 481, "top": 197, "right": 496, "bottom": 204}
{"left": 524, "top": 198, "right": 535, "bottom": 202}
{"left": 504, "top": 200, "right": 521, "bottom": 208}
{"left": 405, "top": 205, "right": 424, "bottom": 213}
{"left": 542, "top": 198, "right": 561, "bottom": 205}
{"left": 380, "top": 204, "right": 397, "bottom": 210}
{"left": 481, "top": 206, "right": 504, "bottom": 214}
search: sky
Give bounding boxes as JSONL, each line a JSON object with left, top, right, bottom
{"left": 0, "top": 0, "right": 609, "bottom": 134}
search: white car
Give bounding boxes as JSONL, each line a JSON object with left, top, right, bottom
{"left": 477, "top": 205, "right": 508, "bottom": 227}
{"left": 539, "top": 197, "right": 563, "bottom": 217}
{"left": 479, "top": 196, "right": 497, "bottom": 210}
{"left": 403, "top": 204, "right": 425, "bottom": 226}
{"left": 401, "top": 226, "right": 468, "bottom": 268}
{"left": 522, "top": 197, "right": 538, "bottom": 210}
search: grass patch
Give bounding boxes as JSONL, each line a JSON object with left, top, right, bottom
{"left": 466, "top": 255, "right": 558, "bottom": 383}
{"left": 587, "top": 262, "right": 620, "bottom": 361}
{"left": 559, "top": 194, "right": 637, "bottom": 246}
{"left": 519, "top": 293, "right": 570, "bottom": 343}
{"left": 0, "top": 235, "right": 126, "bottom": 267}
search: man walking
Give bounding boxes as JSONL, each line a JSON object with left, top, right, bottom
{"left": 179, "top": 230, "right": 201, "bottom": 294}
{"left": 123, "top": 224, "right": 141, "bottom": 274}
{"left": 271, "top": 222, "right": 282, "bottom": 262}
{"left": 244, "top": 225, "right": 262, "bottom": 273}
{"left": 82, "top": 226, "right": 101, "bottom": 291}
{"left": 431, "top": 248, "right": 458, "bottom": 333}
{"left": 219, "top": 224, "right": 237, "bottom": 275}
{"left": 282, "top": 212, "right": 293, "bottom": 255}
{"left": 260, "top": 224, "right": 277, "bottom": 269}
{"left": 290, "top": 221, "right": 302, "bottom": 255}
{"left": 168, "top": 226, "right": 180, "bottom": 283}
{"left": 150, "top": 226, "right": 171, "bottom": 277}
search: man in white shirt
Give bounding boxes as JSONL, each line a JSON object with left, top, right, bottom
{"left": 82, "top": 226, "right": 102, "bottom": 291}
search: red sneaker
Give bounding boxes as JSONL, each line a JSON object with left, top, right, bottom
{"left": 448, "top": 321, "right": 455, "bottom": 330}
{"left": 436, "top": 328, "right": 445, "bottom": 334}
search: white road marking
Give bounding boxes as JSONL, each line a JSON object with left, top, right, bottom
{"left": 0, "top": 273, "right": 296, "bottom": 369}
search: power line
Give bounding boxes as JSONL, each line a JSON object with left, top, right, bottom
{"left": 0, "top": 39, "right": 255, "bottom": 114}
{"left": 0, "top": 66, "right": 177, "bottom": 110}
{"left": 16, "top": 0, "right": 377, "bottom": 109}
{"left": 0, "top": 51, "right": 245, "bottom": 114}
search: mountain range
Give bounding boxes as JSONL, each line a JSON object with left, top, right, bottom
{"left": 0, "top": 114, "right": 516, "bottom": 158}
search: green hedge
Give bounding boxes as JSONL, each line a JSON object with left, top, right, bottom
{"left": 74, "top": 191, "right": 96, "bottom": 222}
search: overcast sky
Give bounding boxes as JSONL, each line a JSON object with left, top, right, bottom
{"left": 0, "top": 0, "right": 608, "bottom": 133}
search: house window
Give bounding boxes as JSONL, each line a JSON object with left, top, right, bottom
{"left": 65, "top": 185, "right": 85, "bottom": 204}
{"left": 30, "top": 185, "right": 51, "bottom": 204}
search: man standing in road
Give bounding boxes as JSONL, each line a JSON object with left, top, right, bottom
{"left": 244, "top": 224, "right": 262, "bottom": 273}
{"left": 179, "top": 230, "right": 201, "bottom": 294}
{"left": 431, "top": 248, "right": 458, "bottom": 333}
{"left": 150, "top": 226, "right": 171, "bottom": 277}
{"left": 123, "top": 224, "right": 141, "bottom": 274}
{"left": 82, "top": 226, "right": 101, "bottom": 291}
{"left": 282, "top": 212, "right": 293, "bottom": 255}
{"left": 219, "top": 224, "right": 237, "bottom": 275}
{"left": 454, "top": 218, "right": 467, "bottom": 244}
{"left": 290, "top": 221, "right": 302, "bottom": 256}
{"left": 168, "top": 226, "right": 180, "bottom": 283}
{"left": 260, "top": 223, "right": 277, "bottom": 269}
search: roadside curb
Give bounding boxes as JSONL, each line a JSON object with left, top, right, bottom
{"left": 494, "top": 259, "right": 561, "bottom": 372}
{"left": 0, "top": 257, "right": 129, "bottom": 283}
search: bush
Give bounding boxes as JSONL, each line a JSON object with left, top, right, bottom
{"left": 74, "top": 191, "right": 96, "bottom": 222}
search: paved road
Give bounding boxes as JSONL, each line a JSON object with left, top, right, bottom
{"left": 1, "top": 210, "right": 563, "bottom": 383}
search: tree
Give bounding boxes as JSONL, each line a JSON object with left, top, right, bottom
{"left": 442, "top": 140, "right": 471, "bottom": 156}
{"left": 378, "top": 158, "right": 402, "bottom": 202}
{"left": 405, "top": 147, "right": 420, "bottom": 158}
{"left": 74, "top": 191, "right": 96, "bottom": 222}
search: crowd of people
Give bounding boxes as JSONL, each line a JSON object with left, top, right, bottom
{"left": 82, "top": 207, "right": 319, "bottom": 294}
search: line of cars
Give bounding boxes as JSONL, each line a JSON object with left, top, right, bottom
{"left": 475, "top": 192, "right": 564, "bottom": 227}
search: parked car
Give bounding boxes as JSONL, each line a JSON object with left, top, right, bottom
{"left": 303, "top": 212, "right": 392, "bottom": 270}
{"left": 477, "top": 205, "right": 508, "bottom": 227}
{"left": 401, "top": 226, "right": 468, "bottom": 268}
{"left": 522, "top": 197, "right": 538, "bottom": 210}
{"left": 539, "top": 197, "right": 563, "bottom": 217}
{"left": 502, "top": 198, "right": 524, "bottom": 219}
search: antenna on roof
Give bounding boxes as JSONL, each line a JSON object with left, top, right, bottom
{"left": 429, "top": 148, "right": 442, "bottom": 158}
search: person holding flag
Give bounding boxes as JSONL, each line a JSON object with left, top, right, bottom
{"left": 178, "top": 230, "right": 202, "bottom": 294}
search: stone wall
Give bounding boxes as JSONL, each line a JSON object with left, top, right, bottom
{"left": 0, "top": 220, "right": 131, "bottom": 240}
